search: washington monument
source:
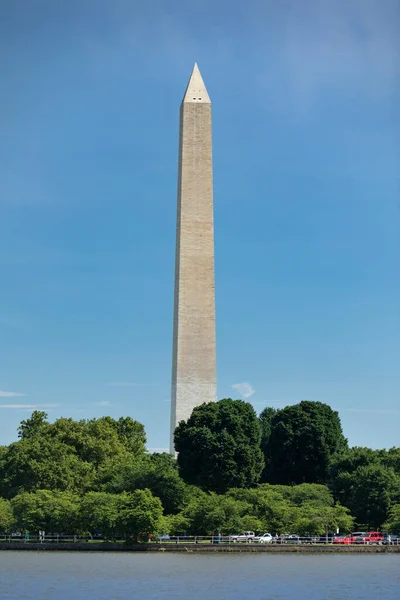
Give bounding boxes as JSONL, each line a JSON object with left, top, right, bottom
{"left": 170, "top": 64, "right": 217, "bottom": 453}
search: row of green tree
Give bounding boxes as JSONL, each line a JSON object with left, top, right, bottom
{"left": 1, "top": 482, "right": 400, "bottom": 538}
{"left": 0, "top": 400, "right": 399, "bottom": 534}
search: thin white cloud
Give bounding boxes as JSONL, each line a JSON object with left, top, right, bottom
{"left": 0, "top": 404, "right": 59, "bottom": 409}
{"left": 232, "top": 382, "right": 255, "bottom": 399}
{"left": 17, "top": 409, "right": 56, "bottom": 413}
{"left": 92, "top": 401, "right": 112, "bottom": 407}
{"left": 0, "top": 390, "right": 25, "bottom": 397}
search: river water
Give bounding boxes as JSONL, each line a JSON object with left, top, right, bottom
{"left": 0, "top": 552, "right": 398, "bottom": 599}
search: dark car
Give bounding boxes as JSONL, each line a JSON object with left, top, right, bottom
{"left": 353, "top": 532, "right": 368, "bottom": 544}
{"left": 317, "top": 533, "right": 340, "bottom": 544}
{"left": 281, "top": 534, "right": 301, "bottom": 544}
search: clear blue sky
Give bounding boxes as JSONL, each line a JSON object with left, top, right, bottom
{"left": 1, "top": 0, "right": 399, "bottom": 451}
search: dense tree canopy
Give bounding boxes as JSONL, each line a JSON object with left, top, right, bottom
{"left": 178, "top": 492, "right": 263, "bottom": 535}
{"left": 261, "top": 401, "right": 347, "bottom": 485}
{"left": 226, "top": 484, "right": 353, "bottom": 535}
{"left": 11, "top": 490, "right": 79, "bottom": 534}
{"left": 259, "top": 407, "right": 279, "bottom": 480}
{"left": 104, "top": 452, "right": 187, "bottom": 515}
{"left": 174, "top": 399, "right": 264, "bottom": 493}
{"left": 329, "top": 447, "right": 400, "bottom": 529}
{"left": 80, "top": 492, "right": 119, "bottom": 538}
{"left": 0, "top": 497, "right": 13, "bottom": 533}
{"left": 383, "top": 505, "right": 400, "bottom": 533}
{"left": 0, "top": 412, "right": 146, "bottom": 498}
{"left": 0, "top": 404, "right": 399, "bottom": 536}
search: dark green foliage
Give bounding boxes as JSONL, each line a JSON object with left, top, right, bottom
{"left": 174, "top": 490, "right": 263, "bottom": 535}
{"left": 48, "top": 415, "right": 146, "bottom": 466}
{"left": 174, "top": 399, "right": 264, "bottom": 493}
{"left": 329, "top": 447, "right": 400, "bottom": 528}
{"left": 18, "top": 411, "right": 49, "bottom": 439}
{"left": 116, "top": 489, "right": 164, "bottom": 540}
{"left": 104, "top": 453, "right": 187, "bottom": 514}
{"left": 0, "top": 412, "right": 146, "bottom": 498}
{"left": 170, "top": 483, "right": 353, "bottom": 536}
{"left": 259, "top": 407, "right": 279, "bottom": 480}
{"left": 0, "top": 497, "right": 14, "bottom": 532}
{"left": 79, "top": 492, "right": 119, "bottom": 538}
{"left": 0, "top": 438, "right": 95, "bottom": 498}
{"left": 0, "top": 405, "right": 399, "bottom": 534}
{"left": 262, "top": 401, "right": 347, "bottom": 485}
{"left": 9, "top": 489, "right": 164, "bottom": 539}
{"left": 11, "top": 490, "right": 79, "bottom": 534}
{"left": 384, "top": 504, "right": 400, "bottom": 533}
{"left": 79, "top": 489, "right": 165, "bottom": 540}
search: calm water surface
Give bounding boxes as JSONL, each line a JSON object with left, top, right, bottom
{"left": 0, "top": 552, "right": 399, "bottom": 599}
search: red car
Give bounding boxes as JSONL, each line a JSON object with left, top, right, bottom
{"left": 333, "top": 534, "right": 357, "bottom": 545}
{"left": 362, "top": 532, "right": 384, "bottom": 545}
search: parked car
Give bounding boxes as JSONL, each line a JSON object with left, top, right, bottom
{"left": 157, "top": 534, "right": 170, "bottom": 541}
{"left": 362, "top": 532, "right": 384, "bottom": 545}
{"left": 254, "top": 533, "right": 273, "bottom": 544}
{"left": 316, "top": 533, "right": 340, "bottom": 544}
{"left": 353, "top": 532, "right": 368, "bottom": 544}
{"left": 280, "top": 534, "right": 301, "bottom": 544}
{"left": 229, "top": 531, "right": 255, "bottom": 543}
{"left": 333, "top": 534, "right": 357, "bottom": 545}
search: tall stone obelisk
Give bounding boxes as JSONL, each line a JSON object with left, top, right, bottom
{"left": 170, "top": 63, "right": 217, "bottom": 454}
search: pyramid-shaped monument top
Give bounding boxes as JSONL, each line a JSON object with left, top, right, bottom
{"left": 182, "top": 63, "right": 211, "bottom": 104}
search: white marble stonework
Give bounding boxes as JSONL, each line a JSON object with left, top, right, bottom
{"left": 170, "top": 64, "right": 217, "bottom": 453}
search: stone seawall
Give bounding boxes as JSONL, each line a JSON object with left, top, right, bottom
{"left": 1, "top": 543, "right": 399, "bottom": 553}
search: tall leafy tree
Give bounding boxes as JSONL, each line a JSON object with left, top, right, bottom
{"left": 383, "top": 504, "right": 400, "bottom": 533}
{"left": 11, "top": 490, "right": 79, "bottom": 533}
{"left": 259, "top": 407, "right": 279, "bottom": 448}
{"left": 293, "top": 503, "right": 354, "bottom": 536}
{"left": 228, "top": 483, "right": 338, "bottom": 534}
{"left": 80, "top": 492, "right": 119, "bottom": 539}
{"left": 329, "top": 448, "right": 400, "bottom": 528}
{"left": 174, "top": 399, "right": 264, "bottom": 493}
{"left": 0, "top": 438, "right": 95, "bottom": 498}
{"left": 18, "top": 411, "right": 49, "bottom": 439}
{"left": 116, "top": 490, "right": 164, "bottom": 540}
{"left": 0, "top": 414, "right": 146, "bottom": 498}
{"left": 105, "top": 453, "right": 187, "bottom": 515}
{"left": 0, "top": 497, "right": 14, "bottom": 533}
{"left": 259, "top": 407, "right": 279, "bottom": 480}
{"left": 48, "top": 416, "right": 146, "bottom": 466}
{"left": 262, "top": 401, "right": 347, "bottom": 485}
{"left": 176, "top": 491, "right": 263, "bottom": 535}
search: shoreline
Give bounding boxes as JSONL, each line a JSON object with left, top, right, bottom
{"left": 1, "top": 543, "right": 399, "bottom": 553}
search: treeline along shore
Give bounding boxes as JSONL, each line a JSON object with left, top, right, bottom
{"left": 0, "top": 399, "right": 399, "bottom": 542}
